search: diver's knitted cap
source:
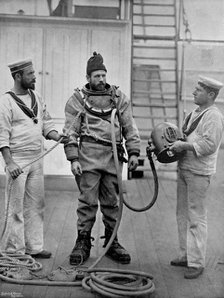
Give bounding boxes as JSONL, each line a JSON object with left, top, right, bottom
{"left": 86, "top": 51, "right": 107, "bottom": 75}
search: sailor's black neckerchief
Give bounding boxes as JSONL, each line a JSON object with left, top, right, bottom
{"left": 6, "top": 89, "right": 38, "bottom": 124}
{"left": 182, "top": 108, "right": 209, "bottom": 137}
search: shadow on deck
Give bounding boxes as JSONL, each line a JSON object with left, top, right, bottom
{"left": 0, "top": 150, "right": 224, "bottom": 298}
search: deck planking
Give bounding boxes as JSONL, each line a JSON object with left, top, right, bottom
{"left": 0, "top": 149, "right": 224, "bottom": 297}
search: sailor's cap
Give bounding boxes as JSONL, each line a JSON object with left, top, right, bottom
{"left": 8, "top": 59, "right": 33, "bottom": 73}
{"left": 198, "top": 75, "right": 223, "bottom": 91}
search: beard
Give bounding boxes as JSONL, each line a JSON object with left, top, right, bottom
{"left": 21, "top": 79, "right": 35, "bottom": 90}
{"left": 90, "top": 82, "right": 106, "bottom": 91}
{"left": 29, "top": 83, "right": 35, "bottom": 90}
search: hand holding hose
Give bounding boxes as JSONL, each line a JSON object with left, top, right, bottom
{"left": 46, "top": 131, "right": 70, "bottom": 144}
{"left": 128, "top": 155, "right": 138, "bottom": 171}
{"left": 57, "top": 133, "right": 70, "bottom": 144}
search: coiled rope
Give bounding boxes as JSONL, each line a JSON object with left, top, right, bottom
{"left": 0, "top": 108, "right": 157, "bottom": 296}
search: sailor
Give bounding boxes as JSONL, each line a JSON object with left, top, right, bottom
{"left": 63, "top": 52, "right": 140, "bottom": 265}
{"left": 0, "top": 59, "right": 68, "bottom": 258}
{"left": 170, "top": 76, "right": 224, "bottom": 278}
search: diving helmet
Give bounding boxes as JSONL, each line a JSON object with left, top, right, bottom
{"left": 149, "top": 122, "right": 184, "bottom": 163}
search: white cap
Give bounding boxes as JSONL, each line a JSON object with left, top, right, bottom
{"left": 198, "top": 75, "right": 223, "bottom": 91}
{"left": 8, "top": 58, "right": 33, "bottom": 73}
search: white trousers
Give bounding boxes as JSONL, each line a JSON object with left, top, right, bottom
{"left": 176, "top": 169, "right": 211, "bottom": 268}
{"left": 1, "top": 151, "right": 45, "bottom": 254}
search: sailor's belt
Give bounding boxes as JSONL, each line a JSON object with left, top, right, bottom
{"left": 80, "top": 135, "right": 119, "bottom": 147}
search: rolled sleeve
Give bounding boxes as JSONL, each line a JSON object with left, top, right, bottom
{"left": 64, "top": 143, "right": 79, "bottom": 161}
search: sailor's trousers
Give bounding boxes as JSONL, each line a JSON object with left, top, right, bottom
{"left": 1, "top": 151, "right": 45, "bottom": 255}
{"left": 176, "top": 169, "right": 211, "bottom": 268}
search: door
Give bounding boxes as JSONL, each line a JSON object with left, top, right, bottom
{"left": 0, "top": 24, "right": 43, "bottom": 95}
{"left": 43, "top": 26, "right": 90, "bottom": 118}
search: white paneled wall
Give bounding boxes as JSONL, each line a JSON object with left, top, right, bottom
{"left": 0, "top": 16, "right": 131, "bottom": 178}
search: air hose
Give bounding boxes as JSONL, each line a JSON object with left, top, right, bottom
{"left": 0, "top": 108, "right": 158, "bottom": 297}
{"left": 123, "top": 146, "right": 158, "bottom": 212}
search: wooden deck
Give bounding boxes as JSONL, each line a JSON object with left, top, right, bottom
{"left": 0, "top": 149, "right": 224, "bottom": 298}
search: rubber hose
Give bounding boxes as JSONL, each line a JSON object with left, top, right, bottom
{"left": 81, "top": 109, "right": 156, "bottom": 297}
{"left": 0, "top": 109, "right": 156, "bottom": 297}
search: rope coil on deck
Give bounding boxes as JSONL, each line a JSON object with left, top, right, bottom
{"left": 0, "top": 108, "right": 157, "bottom": 296}
{"left": 0, "top": 252, "right": 42, "bottom": 271}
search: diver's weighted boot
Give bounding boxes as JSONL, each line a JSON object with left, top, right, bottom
{"left": 103, "top": 229, "right": 131, "bottom": 264}
{"left": 70, "top": 231, "right": 92, "bottom": 266}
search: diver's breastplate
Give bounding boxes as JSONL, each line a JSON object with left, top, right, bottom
{"left": 85, "top": 95, "right": 114, "bottom": 117}
{"left": 81, "top": 84, "right": 117, "bottom": 117}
